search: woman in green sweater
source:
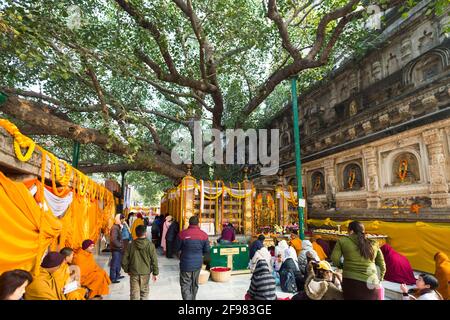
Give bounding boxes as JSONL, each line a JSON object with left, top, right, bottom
{"left": 331, "top": 221, "right": 386, "bottom": 300}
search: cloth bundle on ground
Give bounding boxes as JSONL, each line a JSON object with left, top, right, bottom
{"left": 380, "top": 244, "right": 416, "bottom": 285}
{"left": 246, "top": 259, "right": 277, "bottom": 300}
{"left": 73, "top": 249, "right": 110, "bottom": 298}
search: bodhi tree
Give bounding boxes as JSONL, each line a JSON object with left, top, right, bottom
{"left": 0, "top": 0, "right": 444, "bottom": 183}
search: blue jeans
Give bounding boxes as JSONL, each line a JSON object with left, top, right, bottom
{"left": 110, "top": 250, "right": 122, "bottom": 281}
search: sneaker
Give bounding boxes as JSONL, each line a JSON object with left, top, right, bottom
{"left": 111, "top": 280, "right": 120, "bottom": 284}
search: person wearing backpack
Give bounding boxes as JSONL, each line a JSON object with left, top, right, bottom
{"left": 122, "top": 225, "right": 159, "bottom": 300}
{"left": 279, "top": 246, "right": 303, "bottom": 293}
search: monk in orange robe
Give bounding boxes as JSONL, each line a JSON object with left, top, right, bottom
{"left": 311, "top": 236, "right": 328, "bottom": 260}
{"left": 73, "top": 239, "right": 110, "bottom": 299}
{"left": 56, "top": 247, "right": 87, "bottom": 300}
{"left": 131, "top": 213, "right": 145, "bottom": 240}
{"left": 25, "top": 252, "right": 66, "bottom": 300}
{"left": 435, "top": 252, "right": 450, "bottom": 300}
{"left": 289, "top": 233, "right": 302, "bottom": 256}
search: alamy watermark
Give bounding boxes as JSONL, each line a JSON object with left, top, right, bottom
{"left": 171, "top": 121, "right": 279, "bottom": 175}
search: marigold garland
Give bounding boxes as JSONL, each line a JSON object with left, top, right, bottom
{"left": 0, "top": 119, "right": 36, "bottom": 162}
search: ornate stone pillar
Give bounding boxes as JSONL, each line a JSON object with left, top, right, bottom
{"left": 422, "top": 129, "right": 450, "bottom": 208}
{"left": 323, "top": 159, "right": 337, "bottom": 209}
{"left": 363, "top": 147, "right": 381, "bottom": 208}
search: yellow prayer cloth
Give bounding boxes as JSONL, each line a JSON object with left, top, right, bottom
{"left": 73, "top": 249, "right": 110, "bottom": 298}
{"left": 0, "top": 172, "right": 62, "bottom": 275}
{"left": 24, "top": 267, "right": 66, "bottom": 300}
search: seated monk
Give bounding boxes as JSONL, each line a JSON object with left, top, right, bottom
{"left": 289, "top": 233, "right": 302, "bottom": 256}
{"left": 25, "top": 252, "right": 66, "bottom": 300}
{"left": 380, "top": 244, "right": 416, "bottom": 285}
{"left": 56, "top": 247, "right": 87, "bottom": 300}
{"left": 311, "top": 236, "right": 328, "bottom": 261}
{"left": 73, "top": 239, "right": 111, "bottom": 299}
{"left": 434, "top": 252, "right": 450, "bottom": 300}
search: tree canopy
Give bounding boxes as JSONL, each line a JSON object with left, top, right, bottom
{"left": 1, "top": 0, "right": 440, "bottom": 188}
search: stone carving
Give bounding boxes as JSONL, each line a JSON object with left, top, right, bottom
{"left": 386, "top": 52, "right": 399, "bottom": 75}
{"left": 391, "top": 152, "right": 421, "bottom": 185}
{"left": 348, "top": 72, "right": 358, "bottom": 93}
{"left": 398, "top": 104, "right": 410, "bottom": 116}
{"left": 422, "top": 129, "right": 450, "bottom": 207}
{"left": 418, "top": 28, "right": 434, "bottom": 52}
{"left": 362, "top": 121, "right": 372, "bottom": 133}
{"left": 315, "top": 141, "right": 322, "bottom": 150}
{"left": 371, "top": 60, "right": 382, "bottom": 82}
{"left": 311, "top": 171, "right": 325, "bottom": 195}
{"left": 279, "top": 118, "right": 291, "bottom": 147}
{"left": 421, "top": 95, "right": 438, "bottom": 108}
{"left": 348, "top": 127, "right": 356, "bottom": 139}
{"left": 343, "top": 163, "right": 364, "bottom": 190}
{"left": 401, "top": 38, "right": 412, "bottom": 61}
{"left": 379, "top": 114, "right": 390, "bottom": 126}
{"left": 349, "top": 100, "right": 358, "bottom": 116}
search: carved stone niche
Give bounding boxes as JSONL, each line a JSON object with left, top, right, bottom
{"left": 391, "top": 152, "right": 421, "bottom": 186}
{"left": 400, "top": 38, "right": 412, "bottom": 61}
{"left": 406, "top": 52, "right": 445, "bottom": 87}
{"left": 310, "top": 170, "right": 326, "bottom": 195}
{"left": 386, "top": 52, "right": 399, "bottom": 75}
{"left": 338, "top": 160, "right": 365, "bottom": 192}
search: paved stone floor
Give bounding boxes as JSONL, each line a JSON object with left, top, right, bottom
{"left": 98, "top": 247, "right": 293, "bottom": 300}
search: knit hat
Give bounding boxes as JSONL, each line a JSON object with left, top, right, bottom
{"left": 41, "top": 252, "right": 65, "bottom": 268}
{"left": 317, "top": 260, "right": 333, "bottom": 271}
{"left": 82, "top": 239, "right": 95, "bottom": 250}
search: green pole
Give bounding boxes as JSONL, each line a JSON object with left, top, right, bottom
{"left": 291, "top": 77, "right": 305, "bottom": 240}
{"left": 72, "top": 141, "right": 80, "bottom": 168}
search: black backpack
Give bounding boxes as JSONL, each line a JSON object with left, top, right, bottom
{"left": 280, "top": 270, "right": 298, "bottom": 293}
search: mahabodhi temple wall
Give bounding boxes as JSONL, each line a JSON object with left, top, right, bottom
{"left": 253, "top": 2, "right": 450, "bottom": 222}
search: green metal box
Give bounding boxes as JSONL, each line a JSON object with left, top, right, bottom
{"left": 209, "top": 243, "right": 249, "bottom": 271}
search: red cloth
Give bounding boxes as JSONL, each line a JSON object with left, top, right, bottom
{"left": 380, "top": 244, "right": 416, "bottom": 285}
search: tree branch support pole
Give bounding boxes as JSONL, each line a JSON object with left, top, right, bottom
{"left": 291, "top": 77, "right": 305, "bottom": 240}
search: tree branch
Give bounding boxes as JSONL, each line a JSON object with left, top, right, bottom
{"left": 1, "top": 95, "right": 185, "bottom": 179}
{"left": 267, "top": 0, "right": 302, "bottom": 61}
